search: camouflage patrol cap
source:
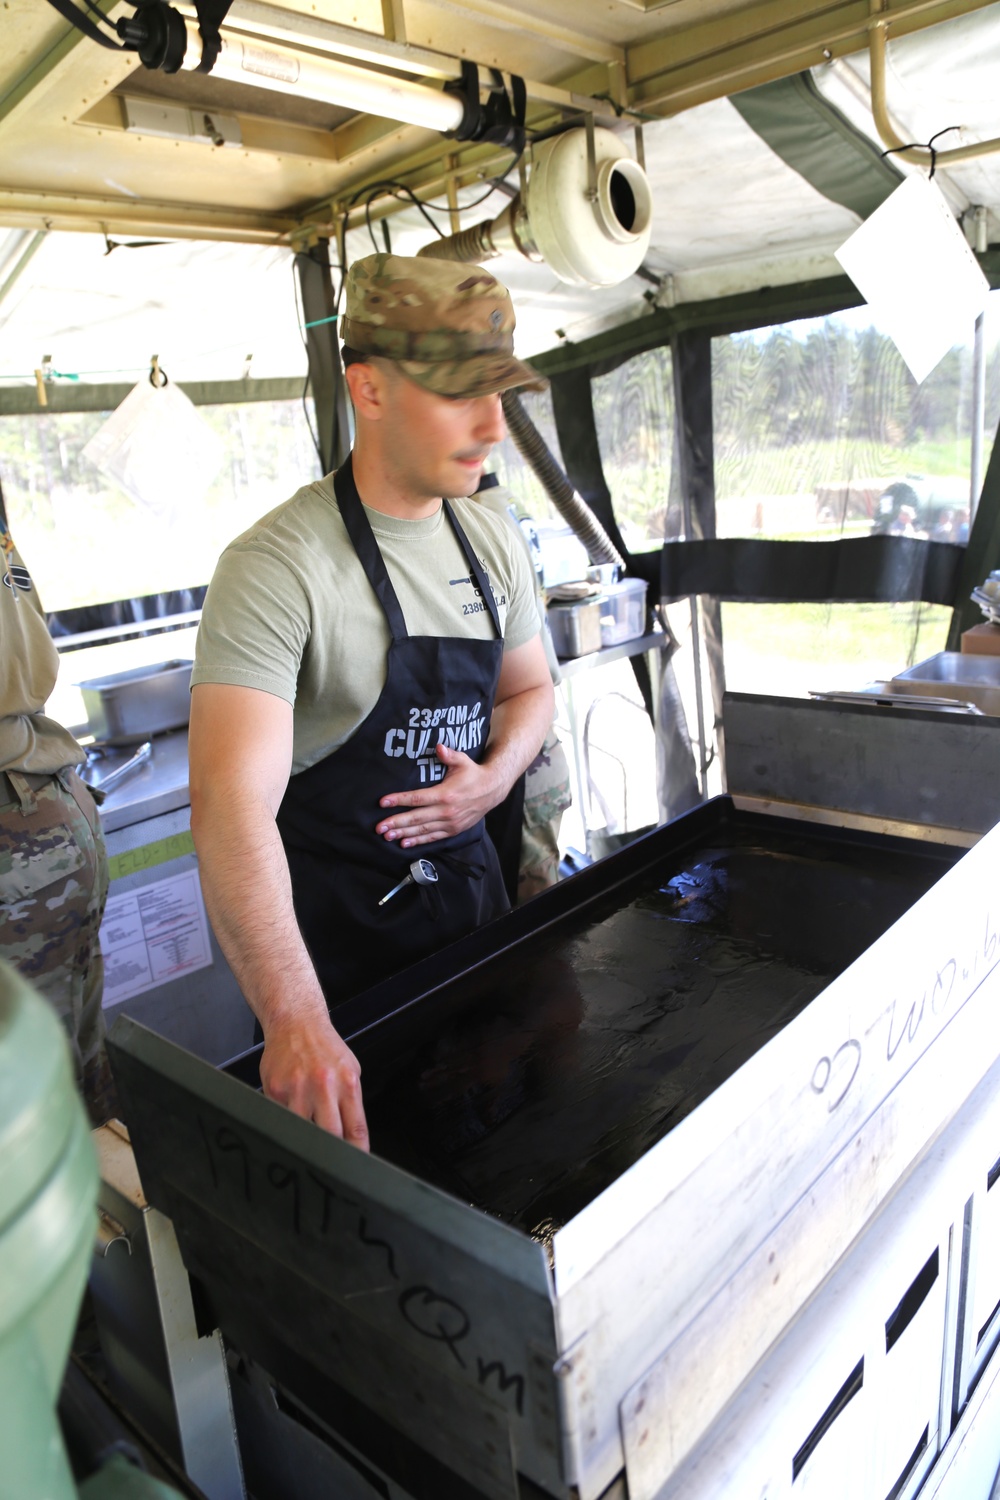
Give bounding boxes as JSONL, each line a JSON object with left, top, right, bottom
{"left": 342, "top": 252, "right": 546, "bottom": 399}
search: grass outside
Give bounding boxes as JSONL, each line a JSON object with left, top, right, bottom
{"left": 721, "top": 601, "right": 952, "bottom": 699}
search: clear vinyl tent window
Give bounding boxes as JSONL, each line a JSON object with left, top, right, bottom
{"left": 556, "top": 346, "right": 682, "bottom": 845}
{"left": 1, "top": 398, "right": 323, "bottom": 609}
{"left": 713, "top": 296, "right": 1000, "bottom": 697}
{"left": 0, "top": 397, "right": 323, "bottom": 732}
{"left": 592, "top": 345, "right": 676, "bottom": 551}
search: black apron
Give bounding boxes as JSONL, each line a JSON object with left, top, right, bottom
{"left": 276, "top": 455, "right": 511, "bottom": 1003}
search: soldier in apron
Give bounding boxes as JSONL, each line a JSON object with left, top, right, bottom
{"left": 190, "top": 254, "right": 554, "bottom": 1147}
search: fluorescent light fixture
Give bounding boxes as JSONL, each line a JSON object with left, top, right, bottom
{"left": 180, "top": 20, "right": 466, "bottom": 135}
{"left": 215, "top": 0, "right": 459, "bottom": 83}
{"left": 47, "top": 0, "right": 481, "bottom": 137}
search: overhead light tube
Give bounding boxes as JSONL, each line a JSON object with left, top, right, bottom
{"left": 180, "top": 20, "right": 466, "bottom": 134}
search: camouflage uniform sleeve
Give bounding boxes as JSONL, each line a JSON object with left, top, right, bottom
{"left": 518, "top": 728, "right": 572, "bottom": 902}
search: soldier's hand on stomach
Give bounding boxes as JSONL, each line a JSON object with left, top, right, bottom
{"left": 377, "top": 743, "right": 499, "bottom": 847}
{"left": 376, "top": 634, "right": 554, "bottom": 849}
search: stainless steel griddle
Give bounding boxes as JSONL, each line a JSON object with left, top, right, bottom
{"left": 332, "top": 804, "right": 959, "bottom": 1246}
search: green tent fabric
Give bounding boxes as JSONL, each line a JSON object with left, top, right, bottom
{"left": 731, "top": 71, "right": 905, "bottom": 221}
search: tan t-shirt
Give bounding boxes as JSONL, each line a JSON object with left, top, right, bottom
{"left": 0, "top": 536, "right": 83, "bottom": 775}
{"left": 192, "top": 473, "right": 540, "bottom": 775}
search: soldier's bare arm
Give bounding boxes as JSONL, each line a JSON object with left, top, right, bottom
{"left": 188, "top": 683, "right": 369, "bottom": 1148}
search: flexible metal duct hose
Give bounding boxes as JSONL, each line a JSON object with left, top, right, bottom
{"left": 417, "top": 223, "right": 499, "bottom": 262}
{"left": 501, "top": 390, "right": 626, "bottom": 569}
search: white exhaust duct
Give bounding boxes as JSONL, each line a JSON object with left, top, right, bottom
{"left": 418, "top": 126, "right": 653, "bottom": 289}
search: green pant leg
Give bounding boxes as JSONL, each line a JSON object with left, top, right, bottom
{"left": 59, "top": 768, "right": 113, "bottom": 1119}
{"left": 518, "top": 729, "right": 573, "bottom": 904}
{"left": 0, "top": 769, "right": 113, "bottom": 1123}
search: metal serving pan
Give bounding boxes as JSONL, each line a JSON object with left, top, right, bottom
{"left": 891, "top": 650, "right": 1000, "bottom": 715}
{"left": 546, "top": 597, "right": 603, "bottom": 658}
{"left": 77, "top": 659, "right": 193, "bottom": 745}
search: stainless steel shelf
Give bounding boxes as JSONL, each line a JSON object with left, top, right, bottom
{"left": 556, "top": 629, "right": 666, "bottom": 679}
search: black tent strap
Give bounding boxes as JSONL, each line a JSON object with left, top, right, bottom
{"left": 549, "top": 369, "right": 632, "bottom": 565}
{"left": 47, "top": 585, "right": 208, "bottom": 642}
{"left": 194, "top": 0, "right": 234, "bottom": 72}
{"left": 670, "top": 331, "right": 716, "bottom": 544}
{"left": 45, "top": 0, "right": 234, "bottom": 68}
{"left": 659, "top": 536, "right": 963, "bottom": 605}
{"left": 549, "top": 367, "right": 653, "bottom": 718}
{"left": 670, "top": 331, "right": 726, "bottom": 776}
{"left": 295, "top": 242, "right": 350, "bottom": 475}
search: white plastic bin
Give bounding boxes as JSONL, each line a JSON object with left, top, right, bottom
{"left": 599, "top": 578, "right": 647, "bottom": 646}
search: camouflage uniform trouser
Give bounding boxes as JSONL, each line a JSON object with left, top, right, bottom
{"left": 518, "top": 728, "right": 573, "bottom": 904}
{"left": 0, "top": 766, "right": 113, "bottom": 1124}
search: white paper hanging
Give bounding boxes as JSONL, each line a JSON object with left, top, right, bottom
{"left": 82, "top": 375, "right": 224, "bottom": 519}
{"left": 835, "top": 174, "right": 990, "bottom": 384}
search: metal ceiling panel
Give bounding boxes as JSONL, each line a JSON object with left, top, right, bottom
{"left": 1, "top": 0, "right": 996, "bottom": 244}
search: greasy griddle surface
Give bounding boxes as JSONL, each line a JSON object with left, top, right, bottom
{"left": 356, "top": 822, "right": 956, "bottom": 1244}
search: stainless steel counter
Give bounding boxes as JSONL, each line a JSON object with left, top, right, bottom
{"left": 90, "top": 729, "right": 192, "bottom": 834}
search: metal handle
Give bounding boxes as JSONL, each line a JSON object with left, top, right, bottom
{"left": 809, "top": 690, "right": 983, "bottom": 715}
{"left": 91, "top": 740, "right": 153, "bottom": 794}
{"left": 95, "top": 1208, "right": 131, "bottom": 1258}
